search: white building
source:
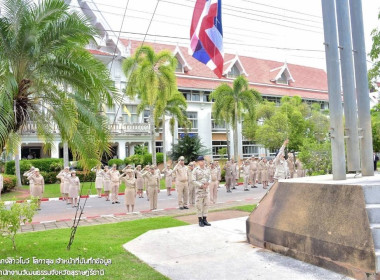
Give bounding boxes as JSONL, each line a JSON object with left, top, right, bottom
{"left": 19, "top": 0, "right": 330, "bottom": 162}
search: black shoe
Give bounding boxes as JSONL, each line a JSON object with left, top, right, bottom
{"left": 203, "top": 217, "right": 211, "bottom": 226}
{"left": 244, "top": 189, "right": 249, "bottom": 191}
{"left": 198, "top": 217, "right": 204, "bottom": 227}
{"left": 112, "top": 202, "right": 115, "bottom": 204}
{"left": 251, "top": 186, "right": 258, "bottom": 188}
{"left": 232, "top": 187, "right": 236, "bottom": 189}
{"left": 115, "top": 201, "right": 120, "bottom": 204}
{"left": 179, "top": 207, "right": 184, "bottom": 210}
{"left": 183, "top": 206, "right": 189, "bottom": 209}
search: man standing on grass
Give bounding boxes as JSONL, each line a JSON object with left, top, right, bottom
{"left": 173, "top": 156, "right": 189, "bottom": 210}
{"left": 193, "top": 156, "right": 211, "bottom": 227}
{"left": 142, "top": 165, "right": 160, "bottom": 210}
{"left": 110, "top": 164, "right": 120, "bottom": 204}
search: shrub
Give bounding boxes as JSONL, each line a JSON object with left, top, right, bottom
{"left": 0, "top": 199, "right": 38, "bottom": 250}
{"left": 49, "top": 162, "right": 63, "bottom": 172}
{"left": 2, "top": 175, "right": 17, "bottom": 192}
{"left": 108, "top": 159, "right": 124, "bottom": 168}
{"left": 125, "top": 155, "right": 144, "bottom": 166}
{"left": 76, "top": 171, "right": 96, "bottom": 183}
{"left": 143, "top": 153, "right": 153, "bottom": 165}
{"left": 156, "top": 153, "right": 164, "bottom": 164}
{"left": 5, "top": 158, "right": 63, "bottom": 175}
{"left": 40, "top": 172, "right": 59, "bottom": 184}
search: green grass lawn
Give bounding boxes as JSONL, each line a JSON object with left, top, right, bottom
{"left": 0, "top": 217, "right": 188, "bottom": 280}
{"left": 2, "top": 179, "right": 171, "bottom": 201}
{"left": 210, "top": 204, "right": 257, "bottom": 213}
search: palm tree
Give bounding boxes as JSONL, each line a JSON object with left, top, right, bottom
{"left": 155, "top": 90, "right": 188, "bottom": 168}
{"left": 0, "top": 0, "right": 118, "bottom": 169}
{"left": 123, "top": 45, "right": 177, "bottom": 165}
{"left": 210, "top": 76, "right": 262, "bottom": 161}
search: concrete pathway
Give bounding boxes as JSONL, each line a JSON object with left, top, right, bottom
{"left": 123, "top": 216, "right": 354, "bottom": 280}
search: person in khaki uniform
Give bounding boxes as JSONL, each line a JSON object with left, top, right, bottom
{"left": 120, "top": 169, "right": 137, "bottom": 213}
{"left": 162, "top": 164, "right": 173, "bottom": 196}
{"left": 27, "top": 168, "right": 44, "bottom": 210}
{"left": 257, "top": 158, "right": 263, "bottom": 185}
{"left": 103, "top": 166, "right": 111, "bottom": 201}
{"left": 172, "top": 156, "right": 189, "bottom": 209}
{"left": 187, "top": 162, "right": 196, "bottom": 205}
{"left": 224, "top": 160, "right": 233, "bottom": 193}
{"left": 249, "top": 157, "right": 258, "bottom": 188}
{"left": 135, "top": 165, "right": 144, "bottom": 198}
{"left": 287, "top": 153, "right": 295, "bottom": 178}
{"left": 142, "top": 165, "right": 160, "bottom": 210}
{"left": 216, "top": 161, "right": 221, "bottom": 188}
{"left": 68, "top": 170, "right": 80, "bottom": 208}
{"left": 241, "top": 160, "right": 251, "bottom": 191}
{"left": 268, "top": 160, "right": 275, "bottom": 183}
{"left": 274, "top": 139, "right": 289, "bottom": 182}
{"left": 92, "top": 165, "right": 104, "bottom": 198}
{"left": 109, "top": 164, "right": 121, "bottom": 204}
{"left": 231, "top": 159, "right": 237, "bottom": 189}
{"left": 209, "top": 162, "right": 219, "bottom": 203}
{"left": 295, "top": 159, "right": 305, "bottom": 178}
{"left": 192, "top": 156, "right": 211, "bottom": 227}
{"left": 24, "top": 166, "right": 36, "bottom": 198}
{"left": 261, "top": 158, "right": 269, "bottom": 189}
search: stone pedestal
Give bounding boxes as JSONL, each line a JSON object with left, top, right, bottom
{"left": 246, "top": 175, "right": 380, "bottom": 280}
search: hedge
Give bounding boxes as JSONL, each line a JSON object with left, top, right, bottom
{"left": 108, "top": 159, "right": 124, "bottom": 167}
{"left": 124, "top": 153, "right": 164, "bottom": 166}
{"left": 5, "top": 158, "right": 63, "bottom": 175}
{"left": 2, "top": 175, "right": 17, "bottom": 192}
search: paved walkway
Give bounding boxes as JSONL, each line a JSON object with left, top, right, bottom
{"left": 124, "top": 216, "right": 354, "bottom": 280}
{"left": 19, "top": 199, "right": 258, "bottom": 233}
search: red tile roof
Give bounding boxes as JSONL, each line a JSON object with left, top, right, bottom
{"left": 119, "top": 39, "right": 328, "bottom": 101}
{"left": 88, "top": 49, "right": 112, "bottom": 56}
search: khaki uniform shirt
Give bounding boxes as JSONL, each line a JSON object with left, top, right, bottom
{"left": 192, "top": 166, "right": 211, "bottom": 197}
{"left": 250, "top": 161, "right": 258, "bottom": 172}
{"left": 142, "top": 171, "right": 160, "bottom": 187}
{"left": 173, "top": 164, "right": 188, "bottom": 183}
{"left": 110, "top": 170, "right": 120, "bottom": 183}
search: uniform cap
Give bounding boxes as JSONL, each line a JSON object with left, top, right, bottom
{"left": 34, "top": 168, "right": 40, "bottom": 172}
{"left": 196, "top": 156, "right": 204, "bottom": 161}
{"left": 125, "top": 169, "right": 134, "bottom": 173}
{"left": 178, "top": 156, "right": 185, "bottom": 161}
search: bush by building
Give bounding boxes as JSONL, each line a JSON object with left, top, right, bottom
{"left": 107, "top": 159, "right": 124, "bottom": 168}
{"left": 5, "top": 158, "right": 63, "bottom": 175}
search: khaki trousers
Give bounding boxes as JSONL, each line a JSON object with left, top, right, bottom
{"left": 188, "top": 183, "right": 195, "bottom": 205}
{"left": 250, "top": 171, "right": 257, "bottom": 185}
{"left": 243, "top": 175, "right": 249, "bottom": 189}
{"left": 176, "top": 181, "right": 188, "bottom": 207}
{"left": 196, "top": 194, "right": 208, "bottom": 217}
{"left": 225, "top": 176, "right": 233, "bottom": 191}
{"left": 148, "top": 186, "right": 157, "bottom": 210}
{"left": 111, "top": 182, "right": 119, "bottom": 202}
{"left": 209, "top": 181, "right": 218, "bottom": 203}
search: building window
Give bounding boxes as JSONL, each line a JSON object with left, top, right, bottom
{"left": 262, "top": 96, "right": 281, "bottom": 105}
{"left": 227, "top": 64, "right": 240, "bottom": 78}
{"left": 276, "top": 72, "right": 288, "bottom": 85}
{"left": 242, "top": 141, "right": 259, "bottom": 158}
{"left": 203, "top": 92, "right": 210, "bottom": 102}
{"left": 123, "top": 105, "right": 139, "bottom": 123}
{"left": 179, "top": 89, "right": 208, "bottom": 102}
{"left": 106, "top": 104, "right": 116, "bottom": 123}
{"left": 175, "top": 60, "right": 184, "bottom": 73}
{"left": 211, "top": 114, "right": 226, "bottom": 130}
{"left": 143, "top": 110, "right": 150, "bottom": 123}
{"left": 178, "top": 111, "right": 198, "bottom": 131}
{"left": 212, "top": 141, "right": 228, "bottom": 159}
{"left": 156, "top": 141, "right": 163, "bottom": 153}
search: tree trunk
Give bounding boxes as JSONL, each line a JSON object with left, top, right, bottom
{"left": 14, "top": 149, "right": 22, "bottom": 188}
{"left": 226, "top": 124, "right": 231, "bottom": 161}
{"left": 233, "top": 102, "right": 239, "bottom": 162}
{"left": 162, "top": 114, "right": 167, "bottom": 169}
{"left": 150, "top": 106, "right": 156, "bottom": 165}
{"left": 63, "top": 141, "right": 69, "bottom": 167}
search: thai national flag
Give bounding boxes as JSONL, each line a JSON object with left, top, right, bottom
{"left": 189, "top": 0, "right": 224, "bottom": 78}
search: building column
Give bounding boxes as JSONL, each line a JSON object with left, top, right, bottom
{"left": 129, "top": 144, "right": 135, "bottom": 156}
{"left": 51, "top": 141, "right": 60, "bottom": 158}
{"left": 118, "top": 140, "right": 127, "bottom": 160}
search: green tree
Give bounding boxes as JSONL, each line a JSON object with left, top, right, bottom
{"left": 210, "top": 76, "right": 261, "bottom": 161}
{"left": 170, "top": 134, "right": 209, "bottom": 164}
{"left": 123, "top": 46, "right": 177, "bottom": 165}
{"left": 369, "top": 10, "right": 380, "bottom": 85}
{"left": 155, "top": 90, "right": 188, "bottom": 168}
{"left": 0, "top": 0, "right": 118, "bottom": 170}
{"left": 371, "top": 103, "right": 380, "bottom": 152}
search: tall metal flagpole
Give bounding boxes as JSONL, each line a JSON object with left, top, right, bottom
{"left": 349, "top": 0, "right": 374, "bottom": 176}
{"left": 336, "top": 0, "right": 361, "bottom": 172}
{"left": 321, "top": 0, "right": 346, "bottom": 180}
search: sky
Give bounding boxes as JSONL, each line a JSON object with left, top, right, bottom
{"left": 75, "top": 0, "right": 380, "bottom": 70}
